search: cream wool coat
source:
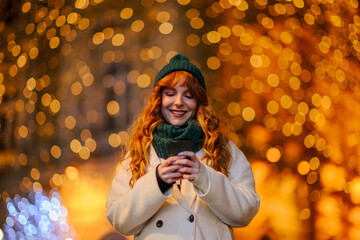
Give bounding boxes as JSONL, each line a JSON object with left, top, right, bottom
{"left": 106, "top": 140, "right": 260, "bottom": 240}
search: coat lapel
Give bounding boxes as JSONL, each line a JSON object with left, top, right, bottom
{"left": 172, "top": 184, "right": 193, "bottom": 213}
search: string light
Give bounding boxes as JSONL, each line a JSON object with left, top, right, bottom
{"left": 2, "top": 186, "right": 74, "bottom": 240}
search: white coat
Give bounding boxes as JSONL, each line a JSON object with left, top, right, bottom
{"left": 106, "top": 140, "right": 260, "bottom": 240}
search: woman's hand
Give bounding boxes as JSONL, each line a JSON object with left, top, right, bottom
{"left": 157, "top": 156, "right": 184, "bottom": 184}
{"left": 174, "top": 151, "right": 201, "bottom": 181}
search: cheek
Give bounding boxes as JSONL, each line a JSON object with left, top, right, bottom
{"left": 161, "top": 96, "right": 171, "bottom": 109}
{"left": 186, "top": 99, "right": 197, "bottom": 111}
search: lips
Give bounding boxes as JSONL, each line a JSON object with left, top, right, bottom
{"left": 170, "top": 109, "right": 187, "bottom": 116}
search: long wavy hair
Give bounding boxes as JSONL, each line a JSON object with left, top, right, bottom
{"left": 126, "top": 71, "right": 231, "bottom": 188}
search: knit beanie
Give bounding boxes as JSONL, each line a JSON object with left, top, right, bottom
{"left": 154, "top": 54, "right": 206, "bottom": 89}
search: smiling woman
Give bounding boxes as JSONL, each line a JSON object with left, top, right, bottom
{"left": 106, "top": 54, "right": 260, "bottom": 240}
{"left": 160, "top": 72, "right": 198, "bottom": 126}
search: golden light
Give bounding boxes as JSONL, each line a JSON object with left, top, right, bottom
{"left": 242, "top": 107, "right": 256, "bottom": 121}
{"left": 299, "top": 208, "right": 311, "bottom": 220}
{"left": 18, "top": 125, "right": 29, "bottom": 139}
{"left": 118, "top": 131, "right": 130, "bottom": 144}
{"left": 177, "top": 0, "right": 190, "bottom": 5}
{"left": 240, "top": 33, "right": 253, "bottom": 45}
{"left": 297, "top": 161, "right": 310, "bottom": 175}
{"left": 207, "top": 31, "right": 221, "bottom": 43}
{"left": 159, "top": 22, "right": 173, "bottom": 35}
{"left": 70, "top": 139, "right": 82, "bottom": 153}
{"left": 92, "top": 32, "right": 105, "bottom": 45}
{"left": 41, "top": 93, "right": 52, "bottom": 106}
{"left": 250, "top": 55, "right": 262, "bottom": 68}
{"left": 157, "top": 11, "right": 170, "bottom": 22}
{"left": 350, "top": 177, "right": 360, "bottom": 204}
{"left": 50, "top": 145, "right": 61, "bottom": 159}
{"left": 49, "top": 99, "right": 61, "bottom": 114}
{"left": 207, "top": 56, "right": 221, "bottom": 70}
{"left": 82, "top": 73, "right": 94, "bottom": 87}
{"left": 36, "top": 111, "right": 46, "bottom": 125}
{"left": 137, "top": 74, "right": 151, "bottom": 88}
{"left": 75, "top": 0, "right": 89, "bottom": 9}
{"left": 71, "top": 82, "right": 82, "bottom": 95}
{"left": 267, "top": 73, "right": 280, "bottom": 87}
{"left": 120, "top": 8, "right": 133, "bottom": 19}
{"left": 106, "top": 100, "right": 120, "bottom": 116}
{"left": 79, "top": 146, "right": 90, "bottom": 160}
{"left": 85, "top": 138, "right": 97, "bottom": 152}
{"left": 65, "top": 166, "right": 79, "bottom": 180}
{"left": 112, "top": 33, "right": 125, "bottom": 47}
{"left": 186, "top": 34, "right": 201, "bottom": 47}
{"left": 131, "top": 20, "right": 144, "bottom": 32}
{"left": 230, "top": 75, "right": 243, "bottom": 89}
{"left": 320, "top": 163, "right": 346, "bottom": 191}
{"left": 108, "top": 133, "right": 121, "bottom": 148}
{"left": 30, "top": 168, "right": 40, "bottom": 181}
{"left": 267, "top": 100, "right": 279, "bottom": 115}
{"left": 67, "top": 12, "right": 79, "bottom": 25}
{"left": 227, "top": 102, "right": 241, "bottom": 116}
{"left": 190, "top": 17, "right": 204, "bottom": 29}
{"left": 49, "top": 37, "right": 60, "bottom": 49}
{"left": 266, "top": 147, "right": 281, "bottom": 163}
{"left": 65, "top": 115, "right": 76, "bottom": 129}
{"left": 78, "top": 18, "right": 90, "bottom": 30}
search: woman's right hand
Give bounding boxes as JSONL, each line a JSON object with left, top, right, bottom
{"left": 157, "top": 156, "right": 185, "bottom": 184}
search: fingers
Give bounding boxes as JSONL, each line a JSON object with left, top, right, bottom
{"left": 159, "top": 152, "right": 201, "bottom": 183}
{"left": 158, "top": 156, "right": 184, "bottom": 184}
{"left": 176, "top": 151, "right": 201, "bottom": 181}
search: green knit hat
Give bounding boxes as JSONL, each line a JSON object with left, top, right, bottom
{"left": 154, "top": 54, "right": 206, "bottom": 89}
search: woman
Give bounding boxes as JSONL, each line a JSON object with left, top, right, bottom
{"left": 106, "top": 54, "right": 260, "bottom": 240}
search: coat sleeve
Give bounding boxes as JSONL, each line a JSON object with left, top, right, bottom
{"left": 193, "top": 141, "right": 260, "bottom": 227}
{"left": 106, "top": 161, "right": 171, "bottom": 235}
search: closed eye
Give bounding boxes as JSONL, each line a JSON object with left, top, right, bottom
{"left": 164, "top": 90, "right": 176, "bottom": 96}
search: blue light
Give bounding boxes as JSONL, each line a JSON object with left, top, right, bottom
{"left": 60, "top": 206, "right": 68, "bottom": 217}
{"left": 2, "top": 185, "right": 75, "bottom": 239}
{"left": 50, "top": 198, "right": 60, "bottom": 209}
{"left": 41, "top": 200, "right": 51, "bottom": 212}
{"left": 6, "top": 217, "right": 14, "bottom": 227}
{"left": 29, "top": 224, "right": 37, "bottom": 235}
{"left": 18, "top": 213, "right": 28, "bottom": 225}
{"left": 28, "top": 204, "right": 37, "bottom": 216}
{"left": 38, "top": 221, "right": 48, "bottom": 232}
{"left": 48, "top": 211, "right": 58, "bottom": 221}
{"left": 7, "top": 203, "right": 17, "bottom": 216}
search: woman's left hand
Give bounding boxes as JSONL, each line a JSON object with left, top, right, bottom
{"left": 174, "top": 151, "right": 201, "bottom": 181}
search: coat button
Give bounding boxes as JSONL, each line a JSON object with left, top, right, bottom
{"left": 156, "top": 220, "right": 163, "bottom": 228}
{"left": 188, "top": 214, "right": 194, "bottom": 222}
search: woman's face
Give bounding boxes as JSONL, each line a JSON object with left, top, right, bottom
{"left": 161, "top": 76, "right": 197, "bottom": 126}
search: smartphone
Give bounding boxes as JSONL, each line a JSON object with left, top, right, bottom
{"left": 169, "top": 139, "right": 193, "bottom": 157}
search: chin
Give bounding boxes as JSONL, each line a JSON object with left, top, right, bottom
{"left": 169, "top": 119, "right": 188, "bottom": 126}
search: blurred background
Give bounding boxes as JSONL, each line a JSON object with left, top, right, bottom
{"left": 0, "top": 0, "right": 360, "bottom": 239}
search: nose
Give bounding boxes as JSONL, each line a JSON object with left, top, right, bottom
{"left": 174, "top": 94, "right": 183, "bottom": 107}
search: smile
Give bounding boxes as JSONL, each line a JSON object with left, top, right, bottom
{"left": 170, "top": 110, "right": 187, "bottom": 116}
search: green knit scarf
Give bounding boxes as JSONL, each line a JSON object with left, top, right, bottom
{"left": 152, "top": 119, "right": 205, "bottom": 159}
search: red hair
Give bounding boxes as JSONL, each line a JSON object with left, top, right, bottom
{"left": 125, "top": 71, "right": 231, "bottom": 187}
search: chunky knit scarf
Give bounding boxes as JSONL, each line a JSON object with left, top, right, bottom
{"left": 152, "top": 119, "right": 205, "bottom": 159}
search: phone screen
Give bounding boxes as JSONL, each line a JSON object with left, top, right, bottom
{"left": 169, "top": 139, "right": 193, "bottom": 156}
